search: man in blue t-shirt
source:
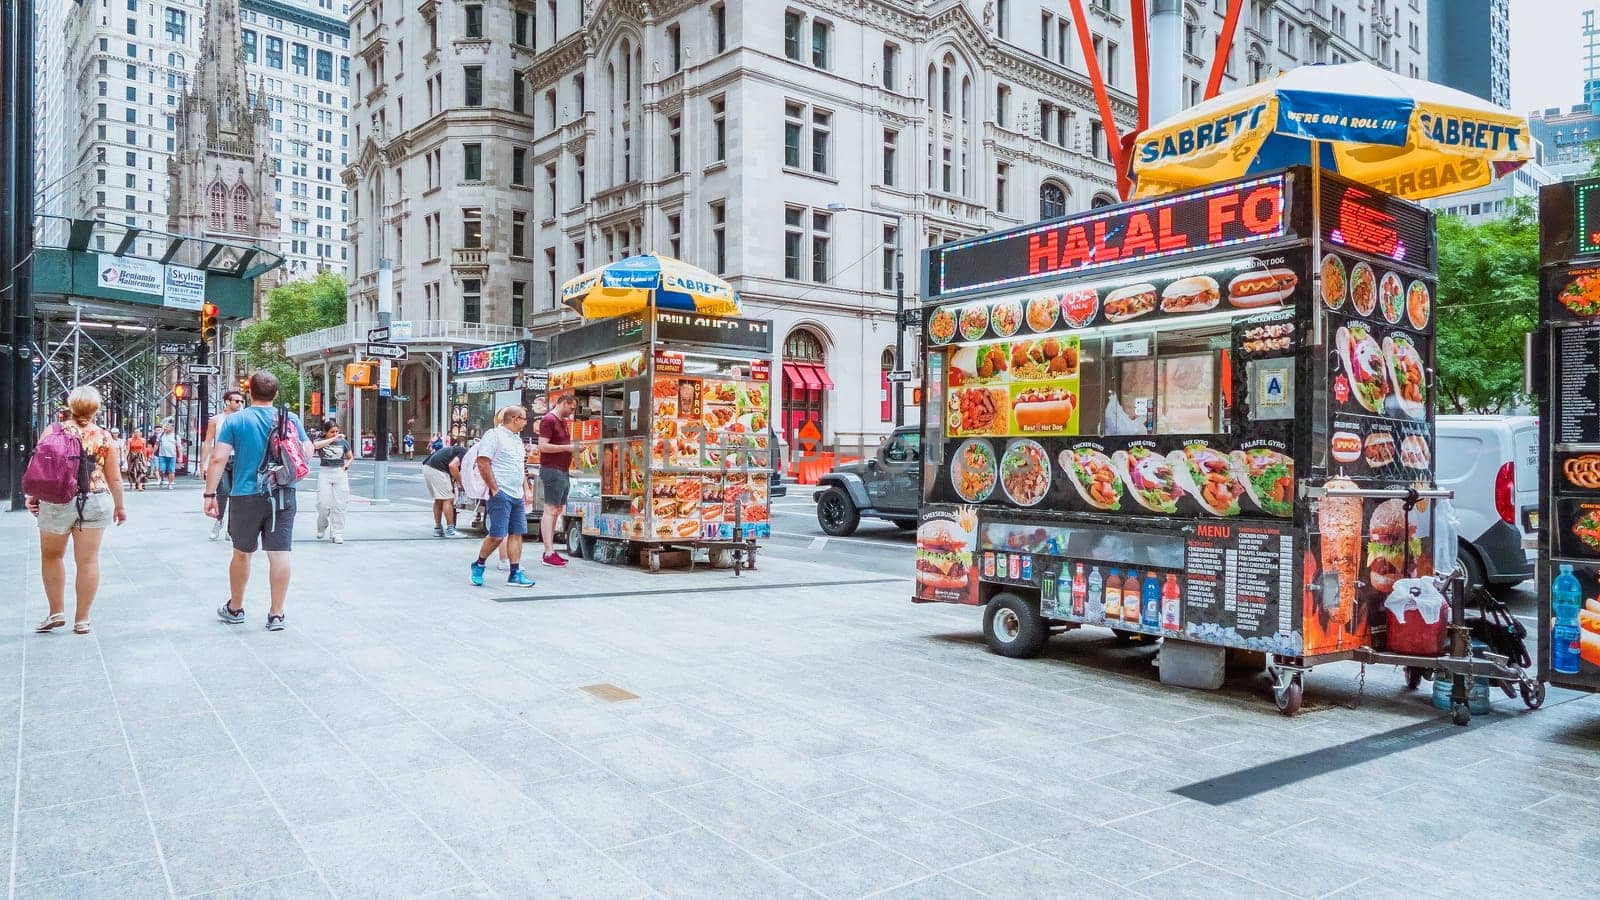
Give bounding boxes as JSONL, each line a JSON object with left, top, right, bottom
{"left": 204, "top": 371, "right": 312, "bottom": 631}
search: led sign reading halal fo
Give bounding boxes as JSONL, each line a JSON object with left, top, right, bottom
{"left": 453, "top": 340, "right": 527, "bottom": 375}
{"left": 929, "top": 175, "right": 1288, "bottom": 298}
{"left": 1576, "top": 181, "right": 1600, "bottom": 256}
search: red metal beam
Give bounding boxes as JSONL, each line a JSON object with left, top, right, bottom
{"left": 1130, "top": 0, "right": 1151, "bottom": 133}
{"left": 1206, "top": 0, "right": 1245, "bottom": 100}
{"left": 1066, "top": 0, "right": 1128, "bottom": 196}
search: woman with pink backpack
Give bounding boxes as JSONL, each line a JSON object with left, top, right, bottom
{"left": 23, "top": 386, "right": 127, "bottom": 634}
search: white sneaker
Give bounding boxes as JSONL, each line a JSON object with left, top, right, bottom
{"left": 496, "top": 560, "right": 508, "bottom": 571}
{"left": 316, "top": 529, "right": 326, "bottom": 540}
{"left": 209, "top": 520, "right": 223, "bottom": 541}
{"left": 333, "top": 534, "right": 344, "bottom": 544}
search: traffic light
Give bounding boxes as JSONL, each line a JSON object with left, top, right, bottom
{"left": 200, "top": 303, "right": 218, "bottom": 342}
{"left": 173, "top": 383, "right": 189, "bottom": 400}
{"left": 239, "top": 377, "right": 251, "bottom": 393}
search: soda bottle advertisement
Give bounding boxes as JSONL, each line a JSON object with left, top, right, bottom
{"left": 1548, "top": 563, "right": 1600, "bottom": 677}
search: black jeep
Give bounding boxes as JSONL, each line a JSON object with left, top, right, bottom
{"left": 813, "top": 426, "right": 921, "bottom": 536}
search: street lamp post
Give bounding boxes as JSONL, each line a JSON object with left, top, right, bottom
{"left": 826, "top": 204, "right": 906, "bottom": 427}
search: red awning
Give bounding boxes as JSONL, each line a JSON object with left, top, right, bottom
{"left": 794, "top": 364, "right": 822, "bottom": 390}
{"left": 781, "top": 363, "right": 807, "bottom": 391}
{"left": 809, "top": 364, "right": 835, "bottom": 390}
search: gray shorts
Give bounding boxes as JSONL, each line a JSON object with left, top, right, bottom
{"left": 538, "top": 466, "right": 570, "bottom": 507}
{"left": 37, "top": 493, "right": 114, "bottom": 534}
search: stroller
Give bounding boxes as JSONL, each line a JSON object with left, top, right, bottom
{"left": 1466, "top": 585, "right": 1534, "bottom": 697}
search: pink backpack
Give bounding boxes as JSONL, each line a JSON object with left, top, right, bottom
{"left": 23, "top": 423, "right": 93, "bottom": 505}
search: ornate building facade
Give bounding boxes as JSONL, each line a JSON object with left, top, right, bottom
{"left": 167, "top": 0, "right": 280, "bottom": 301}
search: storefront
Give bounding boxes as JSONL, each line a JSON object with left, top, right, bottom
{"left": 448, "top": 339, "right": 548, "bottom": 444}
{"left": 780, "top": 327, "right": 833, "bottom": 451}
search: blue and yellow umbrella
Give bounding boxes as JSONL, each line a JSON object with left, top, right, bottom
{"left": 560, "top": 253, "right": 741, "bottom": 319}
{"left": 1130, "top": 61, "right": 1532, "bottom": 202}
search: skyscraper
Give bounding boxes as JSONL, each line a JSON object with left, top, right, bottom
{"left": 1428, "top": 0, "right": 1510, "bottom": 109}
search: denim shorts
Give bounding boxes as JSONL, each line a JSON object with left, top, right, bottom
{"left": 486, "top": 490, "right": 527, "bottom": 538}
{"left": 156, "top": 456, "right": 175, "bottom": 474}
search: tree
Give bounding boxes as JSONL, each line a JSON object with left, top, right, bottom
{"left": 1432, "top": 200, "right": 1538, "bottom": 414}
{"left": 233, "top": 271, "right": 347, "bottom": 409}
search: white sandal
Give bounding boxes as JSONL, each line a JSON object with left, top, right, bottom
{"left": 73, "top": 620, "right": 91, "bottom": 635}
{"left": 35, "top": 613, "right": 65, "bottom": 633}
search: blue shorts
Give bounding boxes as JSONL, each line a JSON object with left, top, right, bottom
{"left": 486, "top": 490, "right": 527, "bottom": 538}
{"left": 156, "top": 456, "right": 175, "bottom": 474}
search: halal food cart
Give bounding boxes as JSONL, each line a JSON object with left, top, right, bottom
{"left": 546, "top": 310, "right": 775, "bottom": 572}
{"left": 914, "top": 166, "right": 1540, "bottom": 718}
{"left": 1533, "top": 177, "right": 1600, "bottom": 699}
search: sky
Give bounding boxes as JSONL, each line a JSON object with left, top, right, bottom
{"left": 1511, "top": 0, "right": 1594, "bottom": 114}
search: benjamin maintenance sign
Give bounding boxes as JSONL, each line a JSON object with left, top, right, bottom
{"left": 96, "top": 254, "right": 209, "bottom": 310}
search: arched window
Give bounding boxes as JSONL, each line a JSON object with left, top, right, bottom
{"left": 621, "top": 41, "right": 632, "bottom": 102}
{"left": 960, "top": 76, "right": 971, "bottom": 124}
{"left": 940, "top": 57, "right": 953, "bottom": 112}
{"left": 208, "top": 182, "right": 227, "bottom": 230}
{"left": 1183, "top": 6, "right": 1199, "bottom": 56}
{"left": 1039, "top": 182, "right": 1067, "bottom": 219}
{"left": 1091, "top": 192, "right": 1117, "bottom": 209}
{"left": 785, "top": 328, "right": 825, "bottom": 363}
{"left": 232, "top": 184, "right": 251, "bottom": 232}
{"left": 1248, "top": 43, "right": 1266, "bottom": 83}
{"left": 926, "top": 65, "right": 937, "bottom": 110}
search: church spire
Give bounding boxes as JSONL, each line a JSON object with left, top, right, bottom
{"left": 191, "top": 0, "right": 257, "bottom": 140}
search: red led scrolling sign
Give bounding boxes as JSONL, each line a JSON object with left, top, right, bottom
{"left": 931, "top": 175, "right": 1288, "bottom": 297}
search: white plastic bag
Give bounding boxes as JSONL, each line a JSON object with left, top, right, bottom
{"left": 1433, "top": 497, "right": 1460, "bottom": 578}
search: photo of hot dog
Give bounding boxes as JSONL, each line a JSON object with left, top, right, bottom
{"left": 1400, "top": 435, "right": 1431, "bottom": 470}
{"left": 652, "top": 498, "right": 678, "bottom": 518}
{"left": 1331, "top": 432, "right": 1362, "bottom": 464}
{"left": 1228, "top": 269, "right": 1299, "bottom": 308}
{"left": 701, "top": 502, "right": 725, "bottom": 521}
{"left": 1012, "top": 387, "right": 1077, "bottom": 432}
{"left": 1104, "top": 283, "right": 1158, "bottom": 322}
{"left": 1160, "top": 276, "right": 1221, "bottom": 313}
{"left": 676, "top": 520, "right": 701, "bottom": 538}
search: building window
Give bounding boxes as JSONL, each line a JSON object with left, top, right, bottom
{"left": 512, "top": 147, "right": 527, "bottom": 185}
{"left": 1041, "top": 11, "right": 1054, "bottom": 58}
{"left": 996, "top": 162, "right": 1009, "bottom": 214}
{"left": 544, "top": 164, "right": 557, "bottom": 217}
{"left": 515, "top": 11, "right": 532, "bottom": 46}
{"left": 710, "top": 95, "right": 726, "bottom": 162}
{"left": 667, "top": 25, "right": 681, "bottom": 72}
{"left": 996, "top": 84, "right": 1010, "bottom": 128}
{"left": 784, "top": 207, "right": 804, "bottom": 279}
{"left": 941, "top": 148, "right": 952, "bottom": 193}
{"left": 463, "top": 143, "right": 482, "bottom": 181}
{"left": 784, "top": 11, "right": 803, "bottom": 60}
{"left": 783, "top": 207, "right": 830, "bottom": 282}
{"left": 811, "top": 211, "right": 830, "bottom": 281}
{"left": 1040, "top": 181, "right": 1067, "bottom": 219}
{"left": 882, "top": 128, "right": 897, "bottom": 186}
{"left": 882, "top": 42, "right": 898, "bottom": 90}
{"left": 163, "top": 8, "right": 187, "bottom": 40}
{"left": 997, "top": 0, "right": 1010, "bottom": 38}
{"left": 512, "top": 74, "right": 525, "bottom": 113}
{"left": 782, "top": 328, "right": 827, "bottom": 448}
{"left": 783, "top": 104, "right": 803, "bottom": 167}
{"left": 812, "top": 19, "right": 831, "bottom": 68}
{"left": 232, "top": 185, "right": 250, "bottom": 232}
{"left": 783, "top": 101, "right": 831, "bottom": 175}
{"left": 209, "top": 182, "right": 227, "bottom": 230}
{"left": 1090, "top": 119, "right": 1106, "bottom": 160}
{"left": 667, "top": 213, "right": 682, "bottom": 257}
{"left": 292, "top": 43, "right": 308, "bottom": 76}
{"left": 545, "top": 249, "right": 557, "bottom": 308}
{"left": 265, "top": 37, "right": 283, "bottom": 69}
{"left": 668, "top": 115, "right": 682, "bottom": 174}
{"left": 462, "top": 278, "right": 482, "bottom": 324}
{"left": 464, "top": 4, "right": 484, "bottom": 39}
{"left": 464, "top": 66, "right": 483, "bottom": 106}
{"left": 512, "top": 282, "right": 527, "bottom": 328}
{"left": 710, "top": 201, "right": 726, "bottom": 273}
{"left": 462, "top": 207, "right": 482, "bottom": 248}
{"left": 316, "top": 49, "right": 332, "bottom": 82}
{"left": 881, "top": 224, "right": 897, "bottom": 292}
{"left": 241, "top": 29, "right": 257, "bottom": 63}
{"left": 575, "top": 153, "right": 586, "bottom": 201}
{"left": 712, "top": 4, "right": 727, "bottom": 54}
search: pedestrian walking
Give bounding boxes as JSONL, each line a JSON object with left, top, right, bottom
{"left": 126, "top": 429, "right": 150, "bottom": 490}
{"left": 25, "top": 386, "right": 127, "bottom": 635}
{"left": 202, "top": 389, "right": 247, "bottom": 540}
{"left": 204, "top": 372, "right": 312, "bottom": 631}
{"left": 403, "top": 432, "right": 415, "bottom": 459}
{"left": 423, "top": 439, "right": 468, "bottom": 537}
{"left": 537, "top": 392, "right": 580, "bottom": 568}
{"left": 154, "top": 424, "right": 179, "bottom": 489}
{"left": 469, "top": 405, "right": 536, "bottom": 587}
{"left": 312, "top": 420, "right": 353, "bottom": 543}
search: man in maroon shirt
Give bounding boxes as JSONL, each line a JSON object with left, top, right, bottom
{"left": 537, "top": 393, "right": 579, "bottom": 566}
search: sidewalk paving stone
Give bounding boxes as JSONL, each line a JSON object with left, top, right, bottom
{"left": 6, "top": 486, "right": 1600, "bottom": 898}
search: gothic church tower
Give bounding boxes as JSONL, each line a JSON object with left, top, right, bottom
{"left": 167, "top": 0, "right": 279, "bottom": 312}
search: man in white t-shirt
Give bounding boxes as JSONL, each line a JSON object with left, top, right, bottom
{"left": 468, "top": 405, "right": 536, "bottom": 588}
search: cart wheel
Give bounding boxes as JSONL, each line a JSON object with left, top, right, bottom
{"left": 565, "top": 521, "right": 586, "bottom": 560}
{"left": 983, "top": 592, "right": 1047, "bottom": 659}
{"left": 1451, "top": 701, "right": 1471, "bottom": 726}
{"left": 1499, "top": 679, "right": 1518, "bottom": 700}
{"left": 1520, "top": 679, "right": 1546, "bottom": 710}
{"left": 1272, "top": 671, "right": 1304, "bottom": 717}
{"left": 1404, "top": 666, "right": 1428, "bottom": 690}
{"left": 646, "top": 551, "right": 661, "bottom": 574}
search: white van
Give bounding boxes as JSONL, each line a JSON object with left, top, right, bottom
{"left": 1435, "top": 415, "right": 1538, "bottom": 595}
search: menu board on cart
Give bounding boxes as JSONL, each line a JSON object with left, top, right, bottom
{"left": 1554, "top": 322, "right": 1600, "bottom": 445}
{"left": 1181, "top": 523, "right": 1300, "bottom": 655}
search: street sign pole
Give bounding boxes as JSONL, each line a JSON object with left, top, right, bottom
{"left": 373, "top": 259, "right": 392, "bottom": 502}
{"left": 195, "top": 338, "right": 209, "bottom": 477}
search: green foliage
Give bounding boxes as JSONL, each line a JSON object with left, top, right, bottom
{"left": 233, "top": 271, "right": 347, "bottom": 407}
{"left": 1432, "top": 200, "right": 1538, "bottom": 413}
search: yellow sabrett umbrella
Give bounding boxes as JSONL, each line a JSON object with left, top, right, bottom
{"left": 560, "top": 253, "right": 741, "bottom": 319}
{"left": 1130, "top": 61, "right": 1533, "bottom": 201}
